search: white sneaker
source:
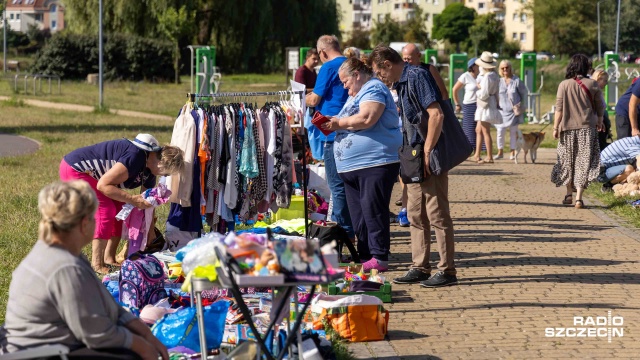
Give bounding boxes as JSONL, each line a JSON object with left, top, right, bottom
{"left": 509, "top": 154, "right": 515, "bottom": 160}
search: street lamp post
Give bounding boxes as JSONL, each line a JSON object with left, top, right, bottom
{"left": 98, "top": 0, "right": 103, "bottom": 109}
{"left": 597, "top": 1, "right": 602, "bottom": 61}
{"left": 3, "top": 9, "right": 7, "bottom": 73}
{"left": 615, "top": 0, "right": 621, "bottom": 54}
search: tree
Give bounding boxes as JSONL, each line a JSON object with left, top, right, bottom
{"left": 600, "top": 0, "right": 640, "bottom": 54}
{"left": 370, "top": 14, "right": 404, "bottom": 46}
{"left": 528, "top": 0, "right": 596, "bottom": 55}
{"left": 432, "top": 3, "right": 476, "bottom": 52}
{"left": 345, "top": 26, "right": 371, "bottom": 50}
{"left": 403, "top": 6, "right": 431, "bottom": 48}
{"left": 156, "top": 6, "right": 195, "bottom": 84}
{"left": 468, "top": 13, "right": 504, "bottom": 56}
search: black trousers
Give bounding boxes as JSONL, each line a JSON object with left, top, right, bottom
{"left": 615, "top": 113, "right": 639, "bottom": 140}
{"left": 339, "top": 163, "right": 399, "bottom": 262}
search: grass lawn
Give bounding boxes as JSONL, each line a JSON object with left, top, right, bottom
{"left": 0, "top": 101, "right": 176, "bottom": 323}
{"left": 0, "top": 73, "right": 289, "bottom": 116}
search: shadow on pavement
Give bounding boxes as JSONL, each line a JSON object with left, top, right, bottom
{"left": 460, "top": 272, "right": 640, "bottom": 285}
{"left": 451, "top": 200, "right": 569, "bottom": 208}
{"left": 390, "top": 302, "right": 640, "bottom": 313}
{"left": 386, "top": 329, "right": 429, "bottom": 340}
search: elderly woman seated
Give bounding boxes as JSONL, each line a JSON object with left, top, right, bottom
{"left": 2, "top": 181, "right": 168, "bottom": 360}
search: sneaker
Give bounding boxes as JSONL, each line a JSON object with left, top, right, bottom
{"left": 397, "top": 209, "right": 410, "bottom": 227}
{"left": 389, "top": 211, "right": 398, "bottom": 223}
{"left": 362, "top": 258, "right": 388, "bottom": 272}
{"left": 392, "top": 268, "right": 430, "bottom": 284}
{"left": 420, "top": 271, "right": 458, "bottom": 288}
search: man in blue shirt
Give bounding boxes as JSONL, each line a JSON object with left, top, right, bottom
{"left": 614, "top": 77, "right": 640, "bottom": 139}
{"left": 598, "top": 136, "right": 640, "bottom": 188}
{"left": 305, "top": 35, "right": 353, "bottom": 239}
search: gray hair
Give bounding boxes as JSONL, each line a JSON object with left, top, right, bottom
{"left": 339, "top": 57, "right": 373, "bottom": 77}
{"left": 317, "top": 35, "right": 340, "bottom": 52}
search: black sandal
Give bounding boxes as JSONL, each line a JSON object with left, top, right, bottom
{"left": 575, "top": 200, "right": 584, "bottom": 209}
{"left": 562, "top": 194, "right": 572, "bottom": 205}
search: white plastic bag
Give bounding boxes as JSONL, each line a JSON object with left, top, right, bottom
{"left": 308, "top": 164, "right": 331, "bottom": 201}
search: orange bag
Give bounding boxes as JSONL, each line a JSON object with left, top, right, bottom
{"left": 310, "top": 294, "right": 388, "bottom": 342}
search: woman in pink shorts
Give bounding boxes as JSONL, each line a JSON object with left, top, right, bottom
{"left": 60, "top": 134, "right": 184, "bottom": 274}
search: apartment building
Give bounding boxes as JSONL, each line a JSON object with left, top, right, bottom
{"left": 337, "top": 0, "right": 461, "bottom": 47}
{"left": 5, "top": 0, "right": 65, "bottom": 33}
{"left": 465, "top": 0, "right": 534, "bottom": 51}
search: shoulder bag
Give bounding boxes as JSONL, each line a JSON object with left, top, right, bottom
{"left": 403, "top": 76, "right": 473, "bottom": 176}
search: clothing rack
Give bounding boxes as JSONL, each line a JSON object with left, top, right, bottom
{"left": 186, "top": 91, "right": 309, "bottom": 238}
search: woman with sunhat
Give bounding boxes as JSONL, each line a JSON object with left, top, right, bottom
{"left": 474, "top": 51, "right": 503, "bottom": 163}
{"left": 452, "top": 57, "right": 480, "bottom": 148}
{"left": 59, "top": 134, "right": 184, "bottom": 274}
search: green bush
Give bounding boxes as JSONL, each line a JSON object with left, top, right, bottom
{"left": 29, "top": 33, "right": 174, "bottom": 81}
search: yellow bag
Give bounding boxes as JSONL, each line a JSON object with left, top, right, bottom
{"left": 310, "top": 294, "right": 388, "bottom": 342}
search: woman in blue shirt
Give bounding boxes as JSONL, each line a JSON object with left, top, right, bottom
{"left": 322, "top": 57, "right": 402, "bottom": 272}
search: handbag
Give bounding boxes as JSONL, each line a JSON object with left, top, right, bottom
{"left": 511, "top": 100, "right": 523, "bottom": 116}
{"left": 398, "top": 133, "right": 425, "bottom": 184}
{"left": 307, "top": 221, "right": 360, "bottom": 263}
{"left": 404, "top": 78, "right": 473, "bottom": 176}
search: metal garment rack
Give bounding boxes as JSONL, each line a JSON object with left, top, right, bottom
{"left": 186, "top": 91, "right": 310, "bottom": 237}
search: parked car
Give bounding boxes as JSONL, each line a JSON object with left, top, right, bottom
{"left": 515, "top": 51, "right": 524, "bottom": 60}
{"left": 536, "top": 51, "right": 555, "bottom": 61}
{"left": 622, "top": 53, "right": 637, "bottom": 63}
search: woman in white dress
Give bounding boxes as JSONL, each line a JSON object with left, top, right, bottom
{"left": 474, "top": 52, "right": 502, "bottom": 163}
{"left": 495, "top": 60, "right": 528, "bottom": 159}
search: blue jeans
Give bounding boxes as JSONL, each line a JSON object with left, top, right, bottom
{"left": 323, "top": 141, "right": 354, "bottom": 238}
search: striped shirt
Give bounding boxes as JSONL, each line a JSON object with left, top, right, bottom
{"left": 63, "top": 139, "right": 156, "bottom": 189}
{"left": 600, "top": 136, "right": 640, "bottom": 168}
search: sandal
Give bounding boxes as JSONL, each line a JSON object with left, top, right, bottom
{"left": 575, "top": 200, "right": 584, "bottom": 209}
{"left": 562, "top": 194, "right": 572, "bottom": 205}
{"left": 93, "top": 266, "right": 111, "bottom": 276}
{"left": 483, "top": 159, "right": 494, "bottom": 163}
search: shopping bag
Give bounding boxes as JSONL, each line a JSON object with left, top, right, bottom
{"left": 310, "top": 294, "right": 388, "bottom": 342}
{"left": 308, "top": 164, "right": 331, "bottom": 201}
{"left": 152, "top": 300, "right": 229, "bottom": 352}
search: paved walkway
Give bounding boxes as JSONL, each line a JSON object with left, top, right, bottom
{"left": 351, "top": 148, "right": 640, "bottom": 359}
{"left": 0, "top": 96, "right": 172, "bottom": 122}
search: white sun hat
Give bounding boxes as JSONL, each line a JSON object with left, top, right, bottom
{"left": 475, "top": 51, "right": 498, "bottom": 69}
{"left": 129, "top": 134, "right": 162, "bottom": 152}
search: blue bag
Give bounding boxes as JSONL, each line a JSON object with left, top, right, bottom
{"left": 151, "top": 300, "right": 229, "bottom": 351}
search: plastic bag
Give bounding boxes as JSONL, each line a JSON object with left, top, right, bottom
{"left": 152, "top": 300, "right": 229, "bottom": 352}
{"left": 176, "top": 232, "right": 226, "bottom": 274}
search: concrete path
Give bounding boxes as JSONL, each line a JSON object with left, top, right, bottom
{"left": 351, "top": 148, "right": 640, "bottom": 359}
{"left": 0, "top": 96, "right": 171, "bottom": 158}
{"left": 0, "top": 96, "right": 172, "bottom": 122}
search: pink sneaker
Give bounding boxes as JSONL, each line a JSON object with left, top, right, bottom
{"left": 362, "top": 258, "right": 388, "bottom": 272}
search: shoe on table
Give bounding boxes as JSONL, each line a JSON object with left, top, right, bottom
{"left": 420, "top": 271, "right": 458, "bottom": 288}
{"left": 392, "top": 268, "right": 430, "bottom": 284}
{"left": 397, "top": 209, "right": 410, "bottom": 227}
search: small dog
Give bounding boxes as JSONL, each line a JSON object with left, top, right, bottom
{"left": 514, "top": 130, "right": 545, "bottom": 164}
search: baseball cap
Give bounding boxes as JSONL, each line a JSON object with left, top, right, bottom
{"left": 467, "top": 57, "right": 478, "bottom": 69}
{"left": 129, "top": 134, "right": 162, "bottom": 152}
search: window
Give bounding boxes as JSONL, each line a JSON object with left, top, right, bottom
{"left": 478, "top": 2, "right": 485, "bottom": 9}
{"left": 10, "top": 13, "right": 14, "bottom": 20}
{"left": 513, "top": 13, "right": 518, "bottom": 21}
{"left": 51, "top": 5, "right": 57, "bottom": 12}
{"left": 520, "top": 32, "right": 526, "bottom": 41}
{"left": 16, "top": 14, "right": 21, "bottom": 20}
{"left": 378, "top": 13, "right": 384, "bottom": 21}
{"left": 35, "top": 13, "right": 43, "bottom": 21}
{"left": 512, "top": 32, "right": 517, "bottom": 40}
{"left": 51, "top": 20, "right": 57, "bottom": 29}
{"left": 521, "top": 13, "right": 527, "bottom": 22}
{"left": 425, "top": 13, "right": 430, "bottom": 21}
{"left": 394, "top": 3, "right": 400, "bottom": 9}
